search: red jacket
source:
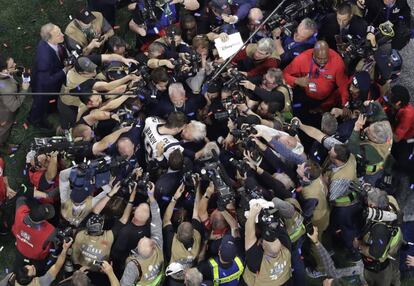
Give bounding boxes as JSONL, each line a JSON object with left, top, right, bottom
{"left": 232, "top": 44, "right": 279, "bottom": 77}
{"left": 283, "top": 49, "right": 349, "bottom": 110}
{"left": 393, "top": 104, "right": 414, "bottom": 140}
{"left": 12, "top": 204, "right": 55, "bottom": 260}
{"left": 0, "top": 158, "right": 6, "bottom": 204}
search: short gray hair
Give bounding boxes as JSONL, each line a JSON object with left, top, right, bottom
{"left": 266, "top": 68, "right": 284, "bottom": 85}
{"left": 368, "top": 121, "right": 392, "bottom": 144}
{"left": 185, "top": 268, "right": 203, "bottom": 286}
{"left": 321, "top": 112, "right": 338, "bottom": 136}
{"left": 40, "top": 23, "right": 56, "bottom": 42}
{"left": 188, "top": 120, "right": 206, "bottom": 141}
{"left": 257, "top": 38, "right": 275, "bottom": 55}
{"left": 168, "top": 82, "right": 185, "bottom": 97}
{"left": 300, "top": 18, "right": 317, "bottom": 33}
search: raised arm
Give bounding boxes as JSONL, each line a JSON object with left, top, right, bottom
{"left": 148, "top": 182, "right": 163, "bottom": 249}
{"left": 163, "top": 184, "right": 185, "bottom": 226}
{"left": 245, "top": 203, "right": 262, "bottom": 250}
{"left": 92, "top": 182, "right": 120, "bottom": 214}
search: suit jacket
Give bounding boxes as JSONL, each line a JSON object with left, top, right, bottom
{"left": 31, "top": 40, "right": 67, "bottom": 92}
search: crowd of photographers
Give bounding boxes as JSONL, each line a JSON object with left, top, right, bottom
{"left": 0, "top": 0, "right": 414, "bottom": 285}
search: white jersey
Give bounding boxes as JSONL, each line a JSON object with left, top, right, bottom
{"left": 143, "top": 117, "right": 183, "bottom": 161}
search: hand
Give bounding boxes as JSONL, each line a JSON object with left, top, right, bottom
{"left": 272, "top": 28, "right": 282, "bottom": 38}
{"left": 236, "top": 103, "right": 249, "bottom": 113}
{"left": 206, "top": 181, "right": 215, "bottom": 196}
{"left": 50, "top": 151, "right": 59, "bottom": 160}
{"left": 251, "top": 137, "right": 267, "bottom": 152}
{"left": 128, "top": 183, "right": 137, "bottom": 199}
{"left": 406, "top": 255, "right": 414, "bottom": 267}
{"left": 219, "top": 33, "right": 229, "bottom": 42}
{"left": 179, "top": 53, "right": 191, "bottom": 64}
{"left": 110, "top": 113, "right": 120, "bottom": 122}
{"left": 121, "top": 125, "right": 133, "bottom": 133}
{"left": 366, "top": 32, "right": 377, "bottom": 48}
{"left": 101, "top": 261, "right": 114, "bottom": 275}
{"left": 306, "top": 226, "right": 319, "bottom": 244}
{"left": 89, "top": 38, "right": 102, "bottom": 49}
{"left": 110, "top": 181, "right": 122, "bottom": 196}
{"left": 123, "top": 58, "right": 139, "bottom": 66}
{"left": 147, "top": 182, "right": 155, "bottom": 199}
{"left": 295, "top": 77, "right": 309, "bottom": 88}
{"left": 6, "top": 188, "right": 17, "bottom": 199}
{"left": 330, "top": 107, "right": 343, "bottom": 118}
{"left": 155, "top": 141, "right": 165, "bottom": 157}
{"left": 354, "top": 114, "right": 367, "bottom": 131}
{"left": 164, "top": 59, "right": 175, "bottom": 69}
{"left": 221, "top": 14, "right": 237, "bottom": 24}
{"left": 253, "top": 126, "right": 273, "bottom": 142}
{"left": 62, "top": 237, "right": 73, "bottom": 252}
{"left": 173, "top": 183, "right": 185, "bottom": 200}
{"left": 222, "top": 134, "right": 234, "bottom": 150}
{"left": 249, "top": 202, "right": 262, "bottom": 217}
{"left": 133, "top": 167, "right": 143, "bottom": 178}
{"left": 239, "top": 80, "right": 256, "bottom": 91}
{"left": 22, "top": 82, "right": 30, "bottom": 91}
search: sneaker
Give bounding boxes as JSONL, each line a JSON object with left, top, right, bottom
{"left": 306, "top": 267, "right": 327, "bottom": 278}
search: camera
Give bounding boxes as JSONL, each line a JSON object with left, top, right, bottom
{"left": 213, "top": 108, "right": 238, "bottom": 121}
{"left": 258, "top": 207, "right": 281, "bottom": 241}
{"left": 364, "top": 207, "right": 397, "bottom": 223}
{"left": 223, "top": 69, "right": 247, "bottom": 90}
{"left": 56, "top": 227, "right": 73, "bottom": 243}
{"left": 283, "top": 118, "right": 300, "bottom": 137}
{"left": 93, "top": 260, "right": 104, "bottom": 266}
{"left": 229, "top": 158, "right": 250, "bottom": 176}
{"left": 136, "top": 172, "right": 151, "bottom": 193}
{"left": 201, "top": 161, "right": 233, "bottom": 205}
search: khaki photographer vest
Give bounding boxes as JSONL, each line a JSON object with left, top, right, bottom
{"left": 60, "top": 69, "right": 89, "bottom": 107}
{"left": 326, "top": 154, "right": 357, "bottom": 182}
{"left": 65, "top": 12, "right": 104, "bottom": 48}
{"left": 302, "top": 177, "right": 330, "bottom": 234}
{"left": 125, "top": 245, "right": 164, "bottom": 286}
{"left": 72, "top": 229, "right": 114, "bottom": 267}
{"left": 242, "top": 244, "right": 291, "bottom": 286}
{"left": 61, "top": 197, "right": 93, "bottom": 227}
{"left": 283, "top": 198, "right": 305, "bottom": 243}
{"left": 169, "top": 230, "right": 201, "bottom": 280}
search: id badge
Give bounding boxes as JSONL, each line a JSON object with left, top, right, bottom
{"left": 308, "top": 82, "right": 317, "bottom": 92}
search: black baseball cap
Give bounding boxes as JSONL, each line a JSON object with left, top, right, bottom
{"left": 29, "top": 204, "right": 55, "bottom": 223}
{"left": 75, "top": 8, "right": 96, "bottom": 24}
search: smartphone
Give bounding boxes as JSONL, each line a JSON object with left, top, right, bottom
{"left": 22, "top": 70, "right": 31, "bottom": 83}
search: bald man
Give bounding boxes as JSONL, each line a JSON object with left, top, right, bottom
{"left": 283, "top": 41, "right": 349, "bottom": 124}
{"left": 239, "top": 8, "right": 268, "bottom": 42}
{"left": 120, "top": 184, "right": 164, "bottom": 285}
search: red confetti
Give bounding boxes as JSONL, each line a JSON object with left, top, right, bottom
{"left": 49, "top": 99, "right": 56, "bottom": 104}
{"left": 23, "top": 123, "right": 28, "bottom": 130}
{"left": 59, "top": 0, "right": 64, "bottom": 5}
{"left": 335, "top": 229, "right": 342, "bottom": 234}
{"left": 113, "top": 25, "right": 120, "bottom": 30}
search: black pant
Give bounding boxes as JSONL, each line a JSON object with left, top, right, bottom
{"left": 29, "top": 94, "right": 57, "bottom": 124}
{"left": 57, "top": 98, "right": 78, "bottom": 130}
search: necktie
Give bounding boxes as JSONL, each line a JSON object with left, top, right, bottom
{"left": 57, "top": 45, "right": 65, "bottom": 62}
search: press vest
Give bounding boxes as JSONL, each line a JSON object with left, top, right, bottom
{"left": 72, "top": 229, "right": 114, "bottom": 267}
{"left": 283, "top": 198, "right": 305, "bottom": 243}
{"left": 278, "top": 85, "right": 293, "bottom": 121}
{"left": 208, "top": 256, "right": 244, "bottom": 286}
{"left": 242, "top": 244, "right": 291, "bottom": 286}
{"left": 361, "top": 140, "right": 391, "bottom": 175}
{"left": 169, "top": 230, "right": 202, "bottom": 280}
{"left": 12, "top": 205, "right": 55, "bottom": 260}
{"left": 61, "top": 197, "right": 93, "bottom": 227}
{"left": 301, "top": 177, "right": 330, "bottom": 232}
{"left": 125, "top": 244, "right": 164, "bottom": 286}
{"left": 65, "top": 12, "right": 104, "bottom": 48}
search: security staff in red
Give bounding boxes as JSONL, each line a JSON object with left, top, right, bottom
{"left": 12, "top": 197, "right": 56, "bottom": 274}
{"left": 283, "top": 41, "right": 349, "bottom": 125}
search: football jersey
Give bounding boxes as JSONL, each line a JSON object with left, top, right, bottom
{"left": 143, "top": 117, "right": 183, "bottom": 161}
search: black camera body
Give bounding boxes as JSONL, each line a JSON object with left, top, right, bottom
{"left": 258, "top": 207, "right": 281, "bottom": 241}
{"left": 201, "top": 162, "right": 233, "bottom": 205}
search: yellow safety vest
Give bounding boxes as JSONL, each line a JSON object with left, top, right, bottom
{"left": 208, "top": 256, "right": 244, "bottom": 286}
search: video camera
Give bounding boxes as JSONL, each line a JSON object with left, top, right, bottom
{"left": 69, "top": 156, "right": 128, "bottom": 194}
{"left": 31, "top": 136, "right": 90, "bottom": 159}
{"left": 201, "top": 154, "right": 234, "bottom": 206}
{"left": 259, "top": 207, "right": 281, "bottom": 241}
{"left": 267, "top": 0, "right": 317, "bottom": 37}
{"left": 283, "top": 118, "right": 300, "bottom": 137}
{"left": 222, "top": 69, "right": 247, "bottom": 90}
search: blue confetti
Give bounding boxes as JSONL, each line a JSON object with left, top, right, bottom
{"left": 47, "top": 260, "right": 52, "bottom": 265}
{"left": 293, "top": 103, "right": 302, "bottom": 108}
{"left": 379, "top": 239, "right": 383, "bottom": 245}
{"left": 316, "top": 156, "right": 321, "bottom": 161}
{"left": 409, "top": 154, "right": 413, "bottom": 160}
{"left": 410, "top": 184, "right": 414, "bottom": 190}
{"left": 162, "top": 196, "right": 170, "bottom": 201}
{"left": 5, "top": 268, "right": 8, "bottom": 274}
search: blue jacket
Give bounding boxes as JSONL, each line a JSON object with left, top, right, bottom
{"left": 31, "top": 40, "right": 67, "bottom": 92}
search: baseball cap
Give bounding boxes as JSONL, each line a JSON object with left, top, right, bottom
{"left": 75, "top": 8, "right": 96, "bottom": 24}
{"left": 76, "top": 57, "right": 97, "bottom": 73}
{"left": 352, "top": 71, "right": 371, "bottom": 92}
{"left": 29, "top": 204, "right": 55, "bottom": 223}
{"left": 210, "top": 0, "right": 230, "bottom": 11}
{"left": 207, "top": 82, "right": 221, "bottom": 94}
{"left": 219, "top": 235, "right": 237, "bottom": 263}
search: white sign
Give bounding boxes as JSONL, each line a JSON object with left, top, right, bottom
{"left": 214, "top": 32, "right": 244, "bottom": 60}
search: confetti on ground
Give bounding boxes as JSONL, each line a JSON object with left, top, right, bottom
{"left": 24, "top": 46, "right": 32, "bottom": 50}
{"left": 49, "top": 99, "right": 56, "bottom": 104}
{"left": 17, "top": 27, "right": 22, "bottom": 30}
{"left": 23, "top": 123, "right": 28, "bottom": 129}
{"left": 3, "top": 43, "right": 7, "bottom": 48}
{"left": 9, "top": 154, "right": 14, "bottom": 158}
{"left": 113, "top": 25, "right": 120, "bottom": 30}
{"left": 0, "top": 246, "right": 4, "bottom": 252}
